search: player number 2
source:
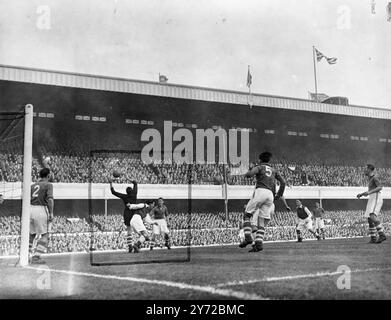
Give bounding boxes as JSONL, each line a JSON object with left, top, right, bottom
{"left": 32, "top": 185, "right": 40, "bottom": 198}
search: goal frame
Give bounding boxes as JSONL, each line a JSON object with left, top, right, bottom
{"left": 4, "top": 104, "right": 35, "bottom": 266}
{"left": 88, "top": 149, "right": 192, "bottom": 266}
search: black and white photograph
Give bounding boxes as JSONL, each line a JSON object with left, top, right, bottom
{"left": 0, "top": 0, "right": 390, "bottom": 311}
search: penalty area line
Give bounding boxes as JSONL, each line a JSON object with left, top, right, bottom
{"left": 215, "top": 266, "right": 391, "bottom": 288}
{"left": 24, "top": 265, "right": 267, "bottom": 300}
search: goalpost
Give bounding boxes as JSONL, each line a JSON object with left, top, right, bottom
{"left": 18, "top": 104, "right": 33, "bottom": 266}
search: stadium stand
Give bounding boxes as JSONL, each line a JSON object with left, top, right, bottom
{"left": 1, "top": 210, "right": 390, "bottom": 255}
{"left": 1, "top": 152, "right": 391, "bottom": 186}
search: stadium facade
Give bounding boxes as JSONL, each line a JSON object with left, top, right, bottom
{"left": 0, "top": 64, "right": 390, "bottom": 215}
{"left": 0, "top": 64, "right": 390, "bottom": 165}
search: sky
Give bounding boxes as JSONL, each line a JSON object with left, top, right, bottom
{"left": 0, "top": 0, "right": 390, "bottom": 109}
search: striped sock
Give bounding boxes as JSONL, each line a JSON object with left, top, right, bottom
{"left": 254, "top": 227, "right": 265, "bottom": 245}
{"left": 164, "top": 234, "right": 170, "bottom": 245}
{"left": 126, "top": 235, "right": 132, "bottom": 248}
{"left": 34, "top": 239, "right": 47, "bottom": 258}
{"left": 376, "top": 224, "right": 385, "bottom": 236}
{"left": 243, "top": 220, "right": 253, "bottom": 242}
{"left": 29, "top": 234, "right": 36, "bottom": 254}
{"left": 369, "top": 227, "right": 377, "bottom": 238}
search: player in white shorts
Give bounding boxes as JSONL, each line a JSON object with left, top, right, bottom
{"left": 240, "top": 152, "right": 286, "bottom": 253}
{"left": 357, "top": 164, "right": 386, "bottom": 244}
{"left": 313, "top": 202, "right": 326, "bottom": 240}
{"left": 29, "top": 168, "right": 54, "bottom": 264}
{"left": 127, "top": 201, "right": 157, "bottom": 253}
{"left": 149, "top": 198, "right": 171, "bottom": 250}
{"left": 295, "top": 200, "right": 320, "bottom": 242}
{"left": 239, "top": 196, "right": 291, "bottom": 244}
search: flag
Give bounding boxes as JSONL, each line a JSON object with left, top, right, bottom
{"left": 315, "top": 48, "right": 337, "bottom": 65}
{"left": 326, "top": 57, "right": 337, "bottom": 65}
{"left": 246, "top": 66, "right": 252, "bottom": 88}
{"left": 159, "top": 74, "right": 168, "bottom": 83}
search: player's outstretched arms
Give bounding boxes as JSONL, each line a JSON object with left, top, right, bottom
{"left": 132, "top": 180, "right": 138, "bottom": 194}
{"left": 275, "top": 174, "right": 286, "bottom": 199}
{"left": 110, "top": 184, "right": 127, "bottom": 198}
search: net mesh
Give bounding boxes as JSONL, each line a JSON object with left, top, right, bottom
{"left": 0, "top": 110, "right": 26, "bottom": 256}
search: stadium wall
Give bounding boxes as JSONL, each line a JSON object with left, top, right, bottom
{"left": 2, "top": 183, "right": 391, "bottom": 217}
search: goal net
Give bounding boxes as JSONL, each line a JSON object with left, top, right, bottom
{"left": 0, "top": 105, "right": 33, "bottom": 265}
{"left": 88, "top": 150, "right": 192, "bottom": 266}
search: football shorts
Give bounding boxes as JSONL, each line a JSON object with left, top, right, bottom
{"left": 130, "top": 214, "right": 147, "bottom": 234}
{"left": 296, "top": 217, "right": 313, "bottom": 231}
{"left": 365, "top": 192, "right": 383, "bottom": 218}
{"left": 251, "top": 202, "right": 274, "bottom": 224}
{"left": 152, "top": 219, "right": 170, "bottom": 235}
{"left": 245, "top": 188, "right": 274, "bottom": 218}
{"left": 30, "top": 205, "right": 50, "bottom": 234}
{"left": 314, "top": 217, "right": 325, "bottom": 229}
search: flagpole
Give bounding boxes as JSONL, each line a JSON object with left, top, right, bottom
{"left": 312, "top": 46, "right": 318, "bottom": 102}
{"left": 247, "top": 65, "right": 252, "bottom": 108}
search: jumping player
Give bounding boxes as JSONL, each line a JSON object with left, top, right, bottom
{"left": 128, "top": 200, "right": 157, "bottom": 253}
{"left": 110, "top": 180, "right": 141, "bottom": 252}
{"left": 295, "top": 200, "right": 320, "bottom": 242}
{"left": 29, "top": 168, "right": 54, "bottom": 264}
{"left": 357, "top": 164, "right": 387, "bottom": 244}
{"left": 240, "top": 151, "right": 286, "bottom": 252}
{"left": 239, "top": 195, "right": 291, "bottom": 246}
{"left": 313, "top": 202, "right": 326, "bottom": 240}
{"left": 149, "top": 198, "right": 171, "bottom": 250}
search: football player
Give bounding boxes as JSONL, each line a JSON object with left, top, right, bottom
{"left": 149, "top": 198, "right": 171, "bottom": 250}
{"left": 357, "top": 164, "right": 386, "bottom": 243}
{"left": 313, "top": 202, "right": 326, "bottom": 240}
{"left": 240, "top": 151, "right": 286, "bottom": 252}
{"left": 295, "top": 200, "right": 320, "bottom": 242}
{"left": 29, "top": 168, "right": 54, "bottom": 264}
{"left": 110, "top": 180, "right": 140, "bottom": 252}
{"left": 128, "top": 200, "right": 157, "bottom": 253}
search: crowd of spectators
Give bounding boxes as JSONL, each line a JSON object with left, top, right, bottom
{"left": 1, "top": 210, "right": 390, "bottom": 255}
{"left": 1, "top": 152, "right": 391, "bottom": 187}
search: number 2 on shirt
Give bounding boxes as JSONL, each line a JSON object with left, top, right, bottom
{"left": 32, "top": 185, "right": 40, "bottom": 198}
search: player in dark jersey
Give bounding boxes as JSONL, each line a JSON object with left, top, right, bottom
{"left": 110, "top": 180, "right": 141, "bottom": 252}
{"left": 313, "top": 202, "right": 326, "bottom": 240}
{"left": 357, "top": 164, "right": 386, "bottom": 243}
{"left": 149, "top": 198, "right": 171, "bottom": 250}
{"left": 295, "top": 200, "right": 320, "bottom": 242}
{"left": 240, "top": 151, "right": 286, "bottom": 252}
{"left": 29, "top": 168, "right": 54, "bottom": 264}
